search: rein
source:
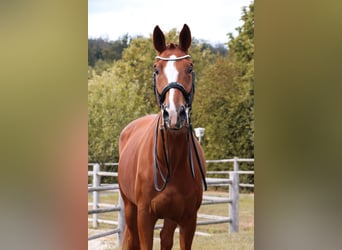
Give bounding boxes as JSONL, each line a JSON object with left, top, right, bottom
{"left": 153, "top": 114, "right": 207, "bottom": 192}
{"left": 153, "top": 116, "right": 170, "bottom": 191}
{"left": 152, "top": 54, "right": 207, "bottom": 191}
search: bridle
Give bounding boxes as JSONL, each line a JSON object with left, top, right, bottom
{"left": 152, "top": 55, "right": 195, "bottom": 109}
{"left": 152, "top": 54, "right": 207, "bottom": 192}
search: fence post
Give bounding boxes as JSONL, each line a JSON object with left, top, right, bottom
{"left": 118, "top": 192, "right": 125, "bottom": 246}
{"left": 229, "top": 157, "right": 239, "bottom": 233}
{"left": 93, "top": 163, "right": 100, "bottom": 228}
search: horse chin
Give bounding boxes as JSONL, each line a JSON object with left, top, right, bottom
{"left": 164, "top": 121, "right": 186, "bottom": 131}
{"left": 169, "top": 126, "right": 184, "bottom": 131}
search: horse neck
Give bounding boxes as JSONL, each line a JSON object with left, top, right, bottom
{"left": 157, "top": 127, "right": 189, "bottom": 172}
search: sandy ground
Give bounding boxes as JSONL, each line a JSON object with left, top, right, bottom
{"left": 88, "top": 229, "right": 117, "bottom": 250}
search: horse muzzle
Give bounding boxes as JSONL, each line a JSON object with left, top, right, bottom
{"left": 162, "top": 104, "right": 188, "bottom": 130}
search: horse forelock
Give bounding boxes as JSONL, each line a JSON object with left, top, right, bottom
{"left": 167, "top": 43, "right": 177, "bottom": 49}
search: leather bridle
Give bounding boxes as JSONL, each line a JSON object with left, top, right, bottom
{"left": 152, "top": 55, "right": 207, "bottom": 192}
{"left": 152, "top": 55, "right": 195, "bottom": 109}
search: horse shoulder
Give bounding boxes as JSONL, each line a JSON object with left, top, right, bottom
{"left": 118, "top": 114, "right": 158, "bottom": 204}
{"left": 119, "top": 114, "right": 158, "bottom": 154}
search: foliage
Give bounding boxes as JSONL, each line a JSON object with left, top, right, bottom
{"left": 192, "top": 38, "right": 228, "bottom": 56}
{"left": 88, "top": 35, "right": 130, "bottom": 66}
{"left": 228, "top": 3, "right": 254, "bottom": 95}
{"left": 227, "top": 2, "right": 254, "bottom": 158}
{"left": 88, "top": 36, "right": 130, "bottom": 79}
{"left": 192, "top": 2, "right": 254, "bottom": 163}
{"left": 88, "top": 71, "right": 132, "bottom": 163}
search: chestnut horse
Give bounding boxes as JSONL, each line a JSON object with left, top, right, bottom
{"left": 118, "top": 24, "right": 207, "bottom": 250}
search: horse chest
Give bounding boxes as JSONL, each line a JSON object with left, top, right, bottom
{"left": 150, "top": 188, "right": 199, "bottom": 221}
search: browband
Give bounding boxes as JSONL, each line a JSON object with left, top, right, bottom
{"left": 155, "top": 55, "right": 191, "bottom": 61}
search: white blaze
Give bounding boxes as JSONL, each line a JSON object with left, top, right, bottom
{"left": 164, "top": 55, "right": 178, "bottom": 114}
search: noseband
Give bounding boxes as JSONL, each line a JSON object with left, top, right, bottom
{"left": 152, "top": 55, "right": 195, "bottom": 108}
{"left": 152, "top": 54, "right": 207, "bottom": 192}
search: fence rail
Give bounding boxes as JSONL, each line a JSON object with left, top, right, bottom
{"left": 88, "top": 157, "right": 254, "bottom": 245}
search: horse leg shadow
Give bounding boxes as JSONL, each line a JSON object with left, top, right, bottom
{"left": 121, "top": 194, "right": 140, "bottom": 250}
{"left": 160, "top": 218, "right": 177, "bottom": 250}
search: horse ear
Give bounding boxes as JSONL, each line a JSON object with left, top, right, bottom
{"left": 153, "top": 25, "right": 166, "bottom": 53}
{"left": 179, "top": 24, "right": 191, "bottom": 52}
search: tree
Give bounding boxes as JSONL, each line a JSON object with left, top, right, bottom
{"left": 225, "top": 2, "right": 254, "bottom": 184}
{"left": 193, "top": 2, "right": 254, "bottom": 164}
{"left": 88, "top": 35, "right": 130, "bottom": 78}
{"left": 88, "top": 36, "right": 161, "bottom": 164}
{"left": 228, "top": 2, "right": 254, "bottom": 95}
{"left": 227, "top": 2, "right": 254, "bottom": 157}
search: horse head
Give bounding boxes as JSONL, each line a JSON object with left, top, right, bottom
{"left": 153, "top": 24, "right": 194, "bottom": 130}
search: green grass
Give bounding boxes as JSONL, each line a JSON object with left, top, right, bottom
{"left": 88, "top": 191, "right": 254, "bottom": 250}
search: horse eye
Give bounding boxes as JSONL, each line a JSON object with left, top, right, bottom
{"left": 187, "top": 66, "right": 193, "bottom": 73}
{"left": 154, "top": 68, "right": 159, "bottom": 75}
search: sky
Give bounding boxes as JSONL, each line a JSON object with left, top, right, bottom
{"left": 88, "top": 0, "right": 253, "bottom": 45}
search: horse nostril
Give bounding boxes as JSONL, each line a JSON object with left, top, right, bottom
{"left": 179, "top": 106, "right": 186, "bottom": 123}
{"left": 162, "top": 109, "right": 169, "bottom": 121}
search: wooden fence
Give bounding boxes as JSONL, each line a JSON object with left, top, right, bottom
{"left": 88, "top": 157, "right": 254, "bottom": 245}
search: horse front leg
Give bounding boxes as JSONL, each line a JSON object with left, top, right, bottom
{"left": 160, "top": 218, "right": 177, "bottom": 250}
{"left": 179, "top": 215, "right": 197, "bottom": 250}
{"left": 121, "top": 195, "right": 140, "bottom": 250}
{"left": 137, "top": 206, "right": 157, "bottom": 250}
